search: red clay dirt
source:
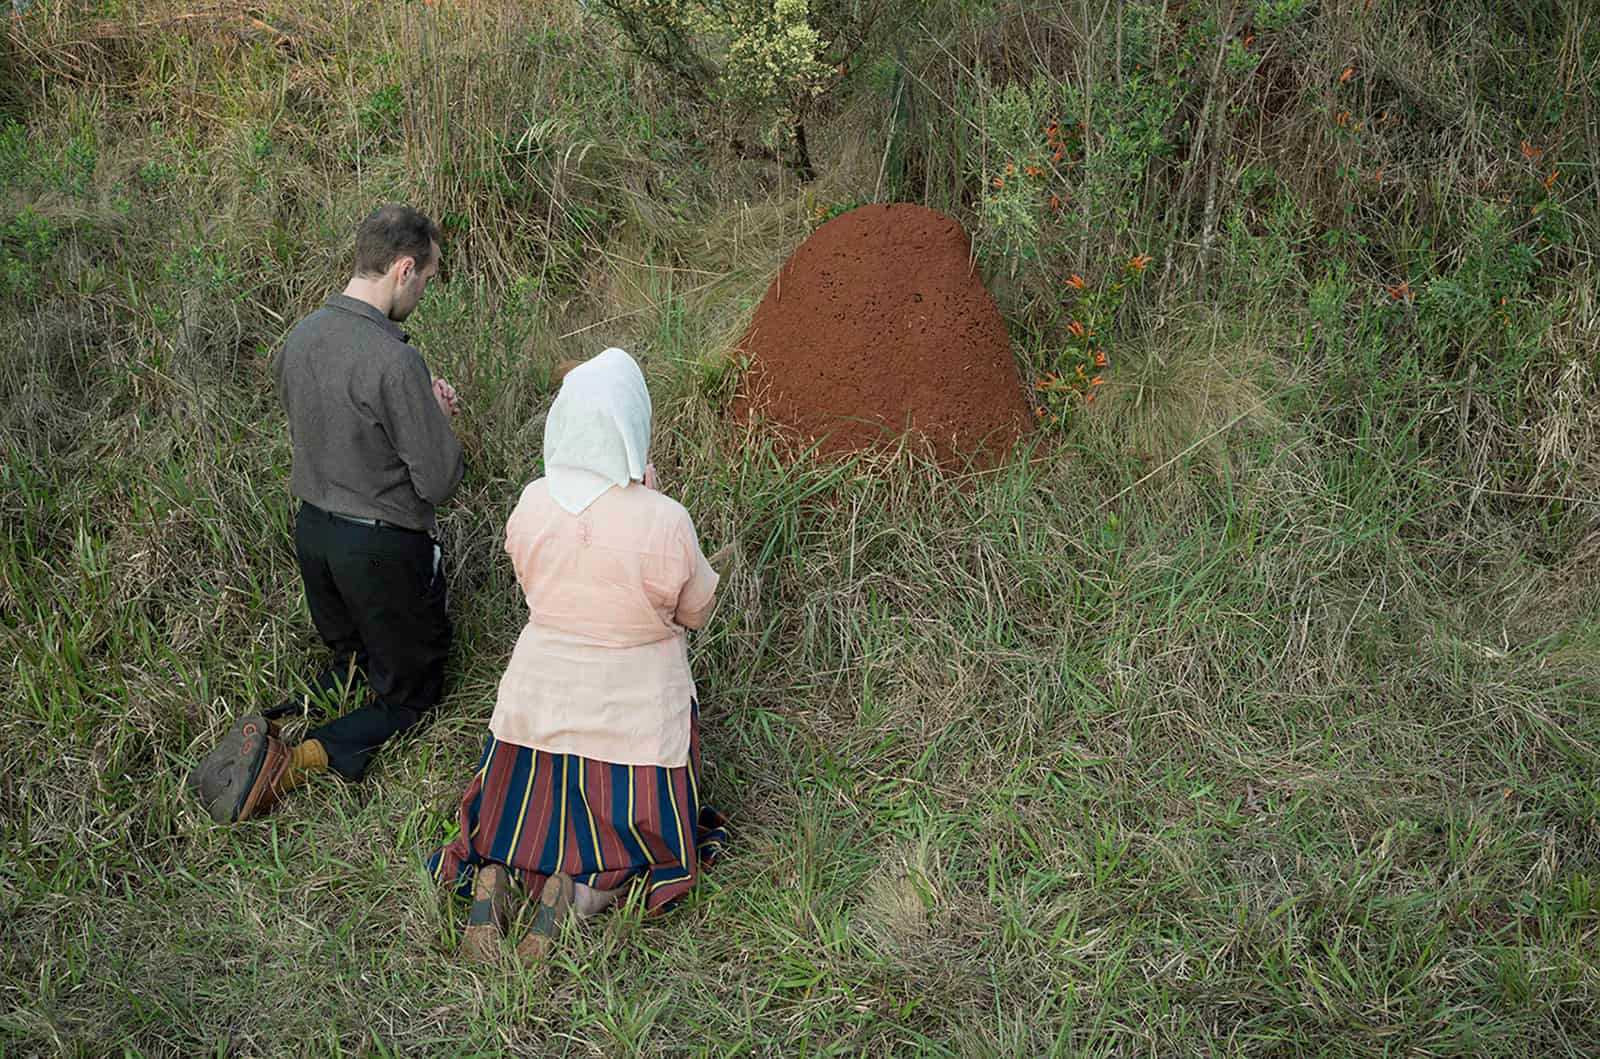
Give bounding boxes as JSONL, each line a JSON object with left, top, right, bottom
{"left": 733, "top": 203, "right": 1031, "bottom": 466}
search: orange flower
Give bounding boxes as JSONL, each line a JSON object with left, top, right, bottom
{"left": 1243, "top": 35, "right": 1254, "bottom": 46}
{"left": 1066, "top": 274, "right": 1086, "bottom": 290}
{"left": 1335, "top": 110, "right": 1350, "bottom": 127}
{"left": 1386, "top": 281, "right": 1413, "bottom": 301}
{"left": 1005, "top": 163, "right": 1015, "bottom": 175}
{"left": 1521, "top": 141, "right": 1543, "bottom": 160}
{"left": 1068, "top": 320, "right": 1086, "bottom": 337}
{"left": 1052, "top": 147, "right": 1065, "bottom": 162}
{"left": 1373, "top": 167, "right": 1384, "bottom": 183}
{"left": 1090, "top": 376, "right": 1105, "bottom": 387}
{"left": 1127, "top": 253, "right": 1152, "bottom": 273}
{"left": 1049, "top": 192, "right": 1063, "bottom": 211}
{"left": 1094, "top": 351, "right": 1108, "bottom": 367}
{"left": 1544, "top": 168, "right": 1560, "bottom": 189}
{"left": 1340, "top": 67, "right": 1353, "bottom": 83}
{"left": 993, "top": 177, "right": 1005, "bottom": 189}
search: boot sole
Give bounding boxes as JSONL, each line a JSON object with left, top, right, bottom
{"left": 186, "top": 714, "right": 270, "bottom": 824}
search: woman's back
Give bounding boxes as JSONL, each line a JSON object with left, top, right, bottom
{"left": 508, "top": 478, "right": 715, "bottom": 645}
{"left": 490, "top": 478, "right": 718, "bottom": 768}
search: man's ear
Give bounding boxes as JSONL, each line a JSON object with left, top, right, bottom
{"left": 394, "top": 255, "right": 415, "bottom": 285}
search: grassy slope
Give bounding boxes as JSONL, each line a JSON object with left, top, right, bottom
{"left": 2, "top": 1, "right": 1599, "bottom": 1055}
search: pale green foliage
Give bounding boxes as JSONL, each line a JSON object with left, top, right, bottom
{"left": 973, "top": 80, "right": 1051, "bottom": 264}
{"left": 1254, "top": 0, "right": 1309, "bottom": 31}
{"left": 965, "top": 67, "right": 1179, "bottom": 273}
{"left": 717, "top": 0, "right": 830, "bottom": 131}
{"left": 600, "top": 0, "right": 831, "bottom": 146}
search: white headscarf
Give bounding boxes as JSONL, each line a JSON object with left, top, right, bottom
{"left": 543, "top": 347, "right": 653, "bottom": 515}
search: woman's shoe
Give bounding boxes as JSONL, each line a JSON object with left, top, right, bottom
{"left": 516, "top": 872, "right": 575, "bottom": 962}
{"left": 461, "top": 864, "right": 512, "bottom": 962}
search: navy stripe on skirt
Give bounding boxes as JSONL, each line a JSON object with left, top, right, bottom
{"left": 427, "top": 701, "right": 726, "bottom": 913}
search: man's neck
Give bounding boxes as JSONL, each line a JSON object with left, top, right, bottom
{"left": 342, "top": 275, "right": 393, "bottom": 319}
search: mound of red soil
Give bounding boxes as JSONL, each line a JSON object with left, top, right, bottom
{"left": 733, "top": 203, "right": 1030, "bottom": 465}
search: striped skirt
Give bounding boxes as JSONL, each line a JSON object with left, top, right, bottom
{"left": 426, "top": 703, "right": 726, "bottom": 913}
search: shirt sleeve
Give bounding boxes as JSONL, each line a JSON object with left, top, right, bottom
{"left": 271, "top": 332, "right": 295, "bottom": 435}
{"left": 673, "top": 514, "right": 721, "bottom": 630}
{"left": 377, "top": 349, "right": 465, "bottom": 506}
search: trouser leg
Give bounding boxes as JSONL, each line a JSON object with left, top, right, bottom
{"left": 273, "top": 507, "right": 373, "bottom": 720}
{"left": 300, "top": 512, "right": 450, "bottom": 780}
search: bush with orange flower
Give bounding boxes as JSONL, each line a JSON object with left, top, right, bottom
{"left": 1032, "top": 253, "right": 1152, "bottom": 428}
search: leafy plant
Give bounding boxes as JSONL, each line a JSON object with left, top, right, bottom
{"left": 359, "top": 85, "right": 404, "bottom": 138}
{"left": 1253, "top": 0, "right": 1309, "bottom": 32}
{"left": 60, "top": 135, "right": 97, "bottom": 196}
{"left": 967, "top": 65, "right": 1181, "bottom": 283}
{"left": 0, "top": 120, "right": 30, "bottom": 189}
{"left": 139, "top": 160, "right": 177, "bottom": 189}
{"left": 593, "top": 0, "right": 835, "bottom": 176}
{"left": 1033, "top": 254, "right": 1151, "bottom": 427}
{"left": 0, "top": 207, "right": 59, "bottom": 299}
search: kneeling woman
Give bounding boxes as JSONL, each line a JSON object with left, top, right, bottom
{"left": 428, "top": 348, "right": 730, "bottom": 960}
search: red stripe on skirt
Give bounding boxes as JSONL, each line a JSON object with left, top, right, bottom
{"left": 593, "top": 763, "right": 622, "bottom": 870}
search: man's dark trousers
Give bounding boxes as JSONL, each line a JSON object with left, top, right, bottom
{"left": 291, "top": 502, "right": 450, "bottom": 780}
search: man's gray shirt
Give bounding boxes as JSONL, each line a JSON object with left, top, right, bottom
{"left": 274, "top": 294, "right": 464, "bottom": 532}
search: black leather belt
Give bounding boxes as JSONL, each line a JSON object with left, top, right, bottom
{"left": 305, "top": 502, "right": 425, "bottom": 535}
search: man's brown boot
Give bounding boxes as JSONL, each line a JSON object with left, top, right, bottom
{"left": 187, "top": 714, "right": 294, "bottom": 824}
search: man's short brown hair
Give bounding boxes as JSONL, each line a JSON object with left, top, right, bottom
{"left": 354, "top": 204, "right": 441, "bottom": 277}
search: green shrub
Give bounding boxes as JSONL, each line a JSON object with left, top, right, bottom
{"left": 0, "top": 207, "right": 59, "bottom": 299}
{"left": 594, "top": 0, "right": 833, "bottom": 171}
{"left": 0, "top": 119, "right": 30, "bottom": 189}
